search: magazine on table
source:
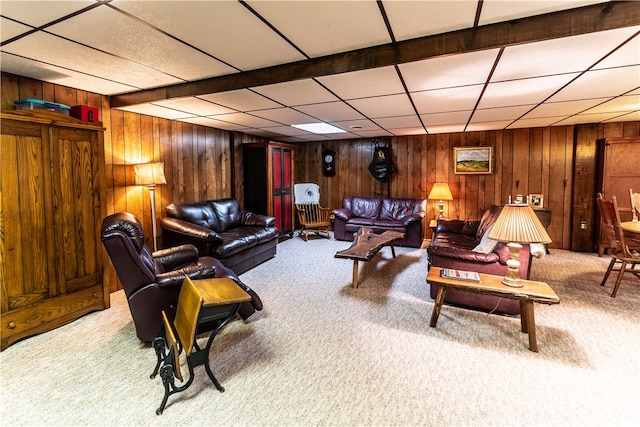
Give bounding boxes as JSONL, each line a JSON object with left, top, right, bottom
{"left": 440, "top": 268, "right": 481, "bottom": 282}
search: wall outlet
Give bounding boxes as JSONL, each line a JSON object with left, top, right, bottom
{"left": 580, "top": 220, "right": 587, "bottom": 230}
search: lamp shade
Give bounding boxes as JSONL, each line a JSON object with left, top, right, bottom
{"left": 134, "top": 162, "right": 166, "bottom": 186}
{"left": 428, "top": 183, "right": 453, "bottom": 201}
{"left": 488, "top": 204, "right": 552, "bottom": 244}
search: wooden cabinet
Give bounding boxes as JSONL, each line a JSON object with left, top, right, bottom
{"left": 243, "top": 141, "right": 295, "bottom": 236}
{"left": 596, "top": 137, "right": 640, "bottom": 255}
{"left": 1, "top": 110, "right": 109, "bottom": 350}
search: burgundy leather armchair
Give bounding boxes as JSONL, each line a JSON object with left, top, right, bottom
{"left": 101, "top": 212, "right": 263, "bottom": 342}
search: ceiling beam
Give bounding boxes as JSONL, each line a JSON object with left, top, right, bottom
{"left": 111, "top": 1, "right": 640, "bottom": 108}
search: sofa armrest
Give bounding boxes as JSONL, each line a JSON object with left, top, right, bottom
{"left": 332, "top": 208, "right": 352, "bottom": 221}
{"left": 160, "top": 217, "right": 223, "bottom": 243}
{"left": 241, "top": 211, "right": 276, "bottom": 227}
{"left": 428, "top": 245, "right": 501, "bottom": 263}
{"left": 155, "top": 263, "right": 216, "bottom": 288}
{"left": 403, "top": 213, "right": 425, "bottom": 227}
{"left": 153, "top": 244, "right": 199, "bottom": 270}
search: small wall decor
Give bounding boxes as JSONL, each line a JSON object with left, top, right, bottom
{"left": 454, "top": 146, "right": 492, "bottom": 174}
{"left": 529, "top": 194, "right": 544, "bottom": 209}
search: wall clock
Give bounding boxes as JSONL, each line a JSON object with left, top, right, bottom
{"left": 322, "top": 149, "right": 336, "bottom": 176}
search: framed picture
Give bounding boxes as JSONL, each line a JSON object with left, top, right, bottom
{"left": 454, "top": 146, "right": 492, "bottom": 174}
{"left": 529, "top": 194, "right": 544, "bottom": 209}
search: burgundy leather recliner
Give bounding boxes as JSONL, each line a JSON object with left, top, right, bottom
{"left": 101, "top": 212, "right": 263, "bottom": 343}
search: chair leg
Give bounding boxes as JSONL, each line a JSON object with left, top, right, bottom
{"left": 611, "top": 261, "right": 627, "bottom": 298}
{"left": 600, "top": 257, "right": 617, "bottom": 287}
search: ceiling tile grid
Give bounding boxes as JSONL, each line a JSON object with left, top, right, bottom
{"left": 0, "top": 0, "right": 638, "bottom": 139}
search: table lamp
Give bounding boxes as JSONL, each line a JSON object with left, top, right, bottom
{"left": 488, "top": 203, "right": 552, "bottom": 287}
{"left": 134, "top": 162, "right": 167, "bottom": 251}
{"left": 428, "top": 183, "right": 453, "bottom": 219}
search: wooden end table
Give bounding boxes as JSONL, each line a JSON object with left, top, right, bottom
{"left": 335, "top": 227, "right": 405, "bottom": 288}
{"left": 427, "top": 267, "right": 560, "bottom": 352}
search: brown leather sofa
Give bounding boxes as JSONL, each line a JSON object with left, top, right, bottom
{"left": 427, "top": 205, "right": 532, "bottom": 314}
{"left": 160, "top": 198, "right": 279, "bottom": 275}
{"left": 332, "top": 196, "right": 427, "bottom": 248}
{"left": 101, "top": 212, "right": 263, "bottom": 342}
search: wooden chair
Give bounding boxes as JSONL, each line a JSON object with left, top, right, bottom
{"left": 596, "top": 193, "right": 640, "bottom": 297}
{"left": 151, "top": 277, "right": 251, "bottom": 415}
{"left": 630, "top": 189, "right": 640, "bottom": 222}
{"left": 294, "top": 183, "right": 331, "bottom": 241}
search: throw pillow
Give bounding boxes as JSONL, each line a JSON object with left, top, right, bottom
{"left": 473, "top": 224, "right": 499, "bottom": 254}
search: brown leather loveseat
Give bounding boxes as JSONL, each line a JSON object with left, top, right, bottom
{"left": 160, "top": 198, "right": 279, "bottom": 275}
{"left": 427, "top": 205, "right": 533, "bottom": 314}
{"left": 332, "top": 196, "right": 427, "bottom": 247}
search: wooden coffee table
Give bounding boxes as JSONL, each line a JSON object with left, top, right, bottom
{"left": 427, "top": 267, "right": 560, "bottom": 352}
{"left": 335, "top": 227, "right": 405, "bottom": 288}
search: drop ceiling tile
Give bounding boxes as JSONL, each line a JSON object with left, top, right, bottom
{"left": 0, "top": 0, "right": 95, "bottom": 27}
{"left": 2, "top": 32, "right": 183, "bottom": 90}
{"left": 471, "top": 105, "right": 534, "bottom": 123}
{"left": 198, "top": 90, "right": 280, "bottom": 111}
{"left": 112, "top": 0, "right": 305, "bottom": 70}
{"left": 153, "top": 98, "right": 235, "bottom": 116}
{"left": 478, "top": 73, "right": 580, "bottom": 109}
{"left": 47, "top": 6, "right": 236, "bottom": 81}
{"left": 1, "top": 17, "right": 33, "bottom": 42}
{"left": 179, "top": 117, "right": 248, "bottom": 131}
{"left": 388, "top": 127, "right": 427, "bottom": 136}
{"left": 348, "top": 94, "right": 415, "bottom": 118}
{"left": 241, "top": 128, "right": 290, "bottom": 138}
{"left": 351, "top": 129, "right": 394, "bottom": 138}
{"left": 582, "top": 94, "right": 640, "bottom": 115}
{"left": 295, "top": 101, "right": 365, "bottom": 122}
{"left": 549, "top": 66, "right": 640, "bottom": 102}
{"left": 508, "top": 117, "right": 561, "bottom": 128}
{"left": 593, "top": 31, "right": 640, "bottom": 70}
{"left": 602, "top": 110, "right": 640, "bottom": 122}
{"left": 554, "top": 111, "right": 637, "bottom": 126}
{"left": 466, "top": 120, "right": 513, "bottom": 131}
{"left": 478, "top": 0, "right": 604, "bottom": 26}
{"left": 426, "top": 124, "right": 466, "bottom": 134}
{"left": 384, "top": 0, "right": 477, "bottom": 41}
{"left": 207, "top": 112, "right": 281, "bottom": 128}
{"left": 399, "top": 49, "right": 499, "bottom": 91}
{"left": 257, "top": 125, "right": 311, "bottom": 137}
{"left": 316, "top": 66, "right": 405, "bottom": 100}
{"left": 245, "top": 0, "right": 390, "bottom": 57}
{"left": 492, "top": 27, "right": 640, "bottom": 81}
{"left": 524, "top": 98, "right": 610, "bottom": 119}
{"left": 0, "top": 52, "right": 137, "bottom": 95}
{"left": 250, "top": 108, "right": 317, "bottom": 126}
{"left": 115, "top": 104, "right": 196, "bottom": 120}
{"left": 421, "top": 111, "right": 471, "bottom": 127}
{"left": 333, "top": 119, "right": 382, "bottom": 133}
{"left": 252, "top": 80, "right": 338, "bottom": 106}
{"left": 373, "top": 115, "right": 423, "bottom": 130}
{"left": 412, "top": 85, "right": 484, "bottom": 114}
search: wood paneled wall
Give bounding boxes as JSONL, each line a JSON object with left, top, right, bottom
{"left": 3, "top": 72, "right": 639, "bottom": 292}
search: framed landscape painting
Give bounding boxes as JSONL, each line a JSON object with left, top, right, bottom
{"left": 454, "top": 146, "right": 492, "bottom": 174}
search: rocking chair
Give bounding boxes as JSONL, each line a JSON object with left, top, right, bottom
{"left": 294, "top": 183, "right": 331, "bottom": 241}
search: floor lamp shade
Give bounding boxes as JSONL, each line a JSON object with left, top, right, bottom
{"left": 133, "top": 162, "right": 166, "bottom": 251}
{"left": 428, "top": 183, "right": 453, "bottom": 219}
{"left": 488, "top": 204, "right": 552, "bottom": 287}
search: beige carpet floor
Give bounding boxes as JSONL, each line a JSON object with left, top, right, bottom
{"left": 1, "top": 234, "right": 639, "bottom": 426}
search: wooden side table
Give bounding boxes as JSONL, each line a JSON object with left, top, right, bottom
{"left": 427, "top": 267, "right": 560, "bottom": 352}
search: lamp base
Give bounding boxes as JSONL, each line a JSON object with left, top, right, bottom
{"left": 501, "top": 276, "right": 524, "bottom": 287}
{"left": 501, "top": 245, "right": 523, "bottom": 287}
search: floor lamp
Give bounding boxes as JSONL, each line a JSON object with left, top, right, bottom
{"left": 488, "top": 203, "right": 552, "bottom": 287}
{"left": 134, "top": 162, "right": 166, "bottom": 252}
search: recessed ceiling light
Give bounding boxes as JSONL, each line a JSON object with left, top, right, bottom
{"left": 349, "top": 125, "right": 363, "bottom": 129}
{"left": 292, "top": 122, "right": 346, "bottom": 134}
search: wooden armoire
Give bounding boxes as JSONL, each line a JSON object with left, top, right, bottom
{"left": 1, "top": 110, "right": 109, "bottom": 350}
{"left": 243, "top": 141, "right": 295, "bottom": 236}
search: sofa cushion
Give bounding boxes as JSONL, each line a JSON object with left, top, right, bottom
{"left": 476, "top": 205, "right": 502, "bottom": 240}
{"left": 166, "top": 202, "right": 220, "bottom": 231}
{"left": 351, "top": 197, "right": 382, "bottom": 219}
{"left": 210, "top": 198, "right": 242, "bottom": 232}
{"left": 473, "top": 224, "right": 499, "bottom": 254}
{"left": 380, "top": 198, "right": 417, "bottom": 221}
